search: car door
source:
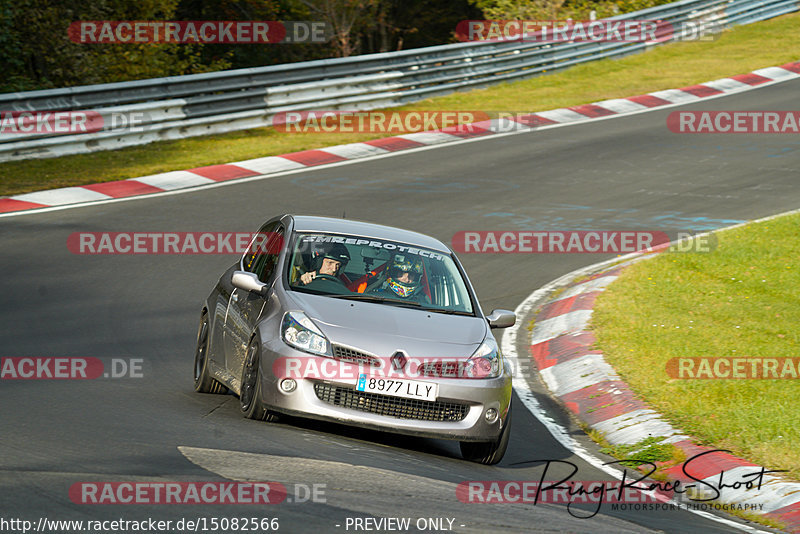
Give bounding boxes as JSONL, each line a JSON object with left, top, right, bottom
{"left": 207, "top": 262, "right": 238, "bottom": 377}
{"left": 223, "top": 222, "right": 285, "bottom": 384}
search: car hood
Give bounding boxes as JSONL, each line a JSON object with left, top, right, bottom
{"left": 285, "top": 291, "right": 487, "bottom": 359}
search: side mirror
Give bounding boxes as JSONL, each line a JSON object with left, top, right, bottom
{"left": 232, "top": 271, "right": 268, "bottom": 295}
{"left": 486, "top": 309, "right": 516, "bottom": 329}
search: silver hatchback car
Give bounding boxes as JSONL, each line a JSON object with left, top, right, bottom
{"left": 194, "top": 214, "right": 516, "bottom": 464}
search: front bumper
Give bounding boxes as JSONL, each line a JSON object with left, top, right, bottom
{"left": 259, "top": 341, "right": 512, "bottom": 442}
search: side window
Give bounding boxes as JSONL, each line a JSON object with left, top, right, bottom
{"left": 242, "top": 222, "right": 284, "bottom": 282}
{"left": 255, "top": 226, "right": 285, "bottom": 282}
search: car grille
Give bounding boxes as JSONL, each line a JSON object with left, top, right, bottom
{"left": 419, "top": 361, "right": 464, "bottom": 378}
{"left": 332, "top": 345, "right": 382, "bottom": 367}
{"left": 313, "top": 383, "right": 469, "bottom": 422}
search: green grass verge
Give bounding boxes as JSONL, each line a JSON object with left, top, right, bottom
{"left": 599, "top": 436, "right": 679, "bottom": 465}
{"left": 592, "top": 212, "right": 800, "bottom": 481}
{"left": 1, "top": 11, "right": 799, "bottom": 196}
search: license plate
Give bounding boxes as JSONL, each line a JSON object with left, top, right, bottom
{"left": 356, "top": 374, "right": 438, "bottom": 402}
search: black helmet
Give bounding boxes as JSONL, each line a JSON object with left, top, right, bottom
{"left": 313, "top": 242, "right": 350, "bottom": 273}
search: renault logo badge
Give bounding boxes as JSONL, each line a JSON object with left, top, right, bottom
{"left": 391, "top": 351, "right": 407, "bottom": 370}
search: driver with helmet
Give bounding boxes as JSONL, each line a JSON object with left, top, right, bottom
{"left": 299, "top": 242, "right": 350, "bottom": 286}
{"left": 369, "top": 254, "right": 430, "bottom": 303}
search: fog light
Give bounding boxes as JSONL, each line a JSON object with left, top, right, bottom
{"left": 485, "top": 408, "right": 499, "bottom": 423}
{"left": 280, "top": 379, "right": 297, "bottom": 393}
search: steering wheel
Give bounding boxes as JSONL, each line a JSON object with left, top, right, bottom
{"left": 311, "top": 274, "right": 342, "bottom": 282}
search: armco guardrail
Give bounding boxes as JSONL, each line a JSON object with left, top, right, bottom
{"left": 0, "top": 0, "right": 796, "bottom": 162}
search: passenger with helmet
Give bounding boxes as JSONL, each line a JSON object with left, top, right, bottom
{"left": 299, "top": 242, "right": 350, "bottom": 287}
{"left": 369, "top": 254, "right": 430, "bottom": 303}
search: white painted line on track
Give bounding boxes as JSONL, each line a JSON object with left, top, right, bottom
{"left": 135, "top": 171, "right": 215, "bottom": 190}
{"left": 233, "top": 156, "right": 307, "bottom": 174}
{"left": 702, "top": 78, "right": 752, "bottom": 92}
{"left": 12, "top": 187, "right": 112, "bottom": 205}
{"left": 648, "top": 88, "right": 701, "bottom": 104}
{"left": 320, "top": 143, "right": 390, "bottom": 159}
{"left": 550, "top": 275, "right": 618, "bottom": 302}
{"left": 539, "top": 354, "right": 621, "bottom": 397}
{"left": 529, "top": 310, "right": 593, "bottom": 345}
{"left": 592, "top": 98, "right": 649, "bottom": 114}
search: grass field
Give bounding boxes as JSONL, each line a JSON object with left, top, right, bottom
{"left": 592, "top": 212, "right": 800, "bottom": 481}
{"left": 1, "top": 11, "right": 799, "bottom": 196}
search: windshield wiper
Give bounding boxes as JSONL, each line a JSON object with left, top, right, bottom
{"left": 426, "top": 308, "right": 474, "bottom": 316}
{"left": 331, "top": 294, "right": 421, "bottom": 307}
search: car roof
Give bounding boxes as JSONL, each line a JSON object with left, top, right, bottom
{"left": 290, "top": 215, "right": 451, "bottom": 253}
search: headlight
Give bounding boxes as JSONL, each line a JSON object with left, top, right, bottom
{"left": 281, "top": 311, "right": 332, "bottom": 357}
{"left": 463, "top": 340, "right": 503, "bottom": 379}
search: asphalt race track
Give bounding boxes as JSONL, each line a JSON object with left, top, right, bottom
{"left": 1, "top": 78, "right": 798, "bottom": 534}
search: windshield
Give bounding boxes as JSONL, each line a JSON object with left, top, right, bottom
{"left": 286, "top": 232, "right": 475, "bottom": 315}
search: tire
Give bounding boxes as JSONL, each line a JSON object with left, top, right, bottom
{"left": 239, "top": 338, "right": 278, "bottom": 422}
{"left": 193, "top": 311, "right": 227, "bottom": 394}
{"left": 460, "top": 400, "right": 512, "bottom": 465}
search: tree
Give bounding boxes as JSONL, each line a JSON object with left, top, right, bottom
{"left": 299, "top": 0, "right": 379, "bottom": 57}
{"left": 0, "top": 0, "right": 230, "bottom": 92}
